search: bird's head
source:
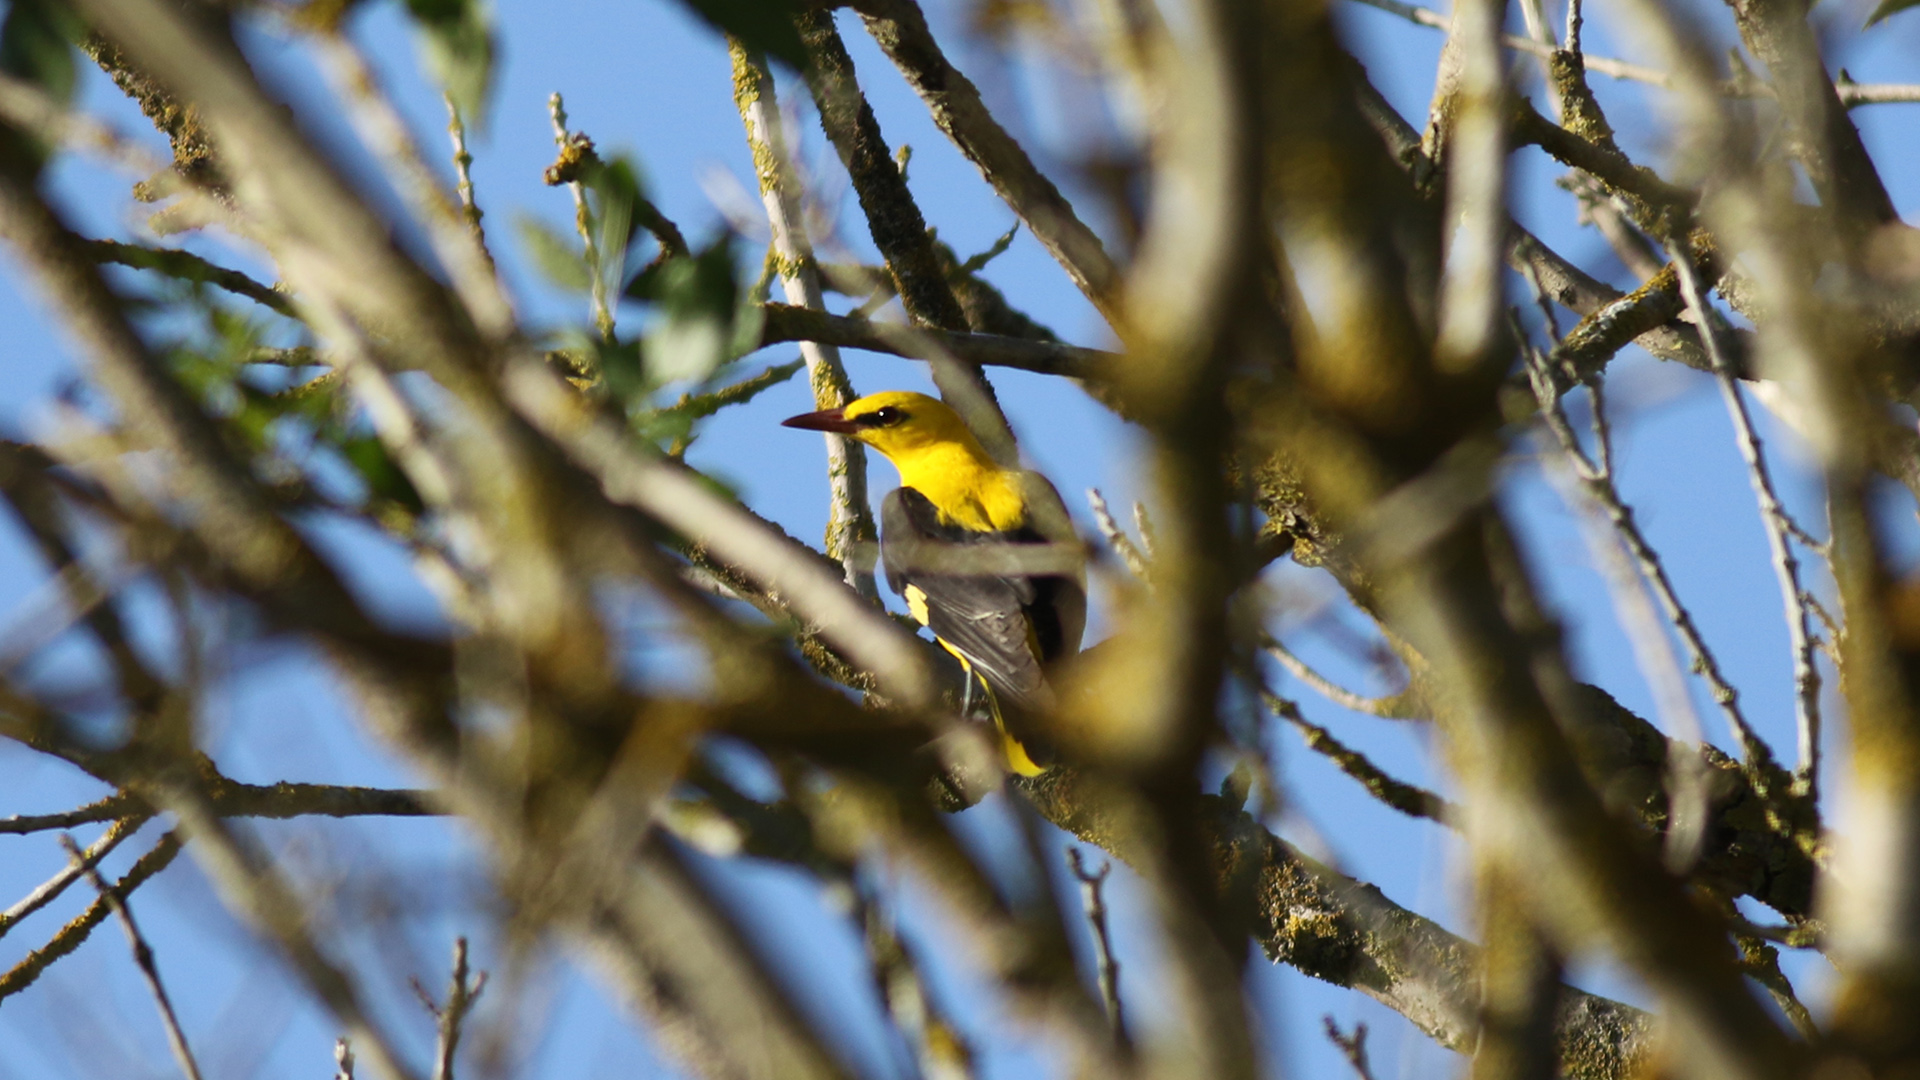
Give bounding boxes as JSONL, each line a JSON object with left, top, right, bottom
{"left": 781, "top": 391, "right": 987, "bottom": 465}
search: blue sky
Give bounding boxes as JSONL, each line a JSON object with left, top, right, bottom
{"left": 3, "top": 0, "right": 1920, "bottom": 1077}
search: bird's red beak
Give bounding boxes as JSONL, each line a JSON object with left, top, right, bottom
{"left": 781, "top": 408, "right": 861, "bottom": 434}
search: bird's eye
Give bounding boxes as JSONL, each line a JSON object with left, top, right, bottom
{"left": 866, "top": 406, "right": 905, "bottom": 426}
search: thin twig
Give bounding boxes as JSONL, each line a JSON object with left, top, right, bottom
{"left": 1266, "top": 692, "right": 1456, "bottom": 825}
{"left": 1065, "top": 848, "right": 1131, "bottom": 1051}
{"left": 1348, "top": 0, "right": 1666, "bottom": 85}
{"left": 414, "top": 937, "right": 487, "bottom": 1080}
{"left": 1522, "top": 331, "right": 1715, "bottom": 869}
{"left": 1517, "top": 273, "right": 1717, "bottom": 867}
{"left": 1265, "top": 637, "right": 1415, "bottom": 719}
{"left": 444, "top": 95, "right": 489, "bottom": 254}
{"left": 1087, "top": 488, "right": 1150, "bottom": 580}
{"left": 1831, "top": 76, "right": 1920, "bottom": 107}
{"left": 313, "top": 32, "right": 513, "bottom": 339}
{"left": 1671, "top": 244, "right": 1820, "bottom": 795}
{"left": 0, "top": 815, "right": 149, "bottom": 937}
{"left": 0, "top": 829, "right": 183, "bottom": 1002}
{"left": 59, "top": 834, "right": 205, "bottom": 1080}
{"left": 1731, "top": 928, "right": 1818, "bottom": 1039}
{"left": 549, "top": 93, "right": 613, "bottom": 341}
{"left": 335, "top": 1038, "right": 356, "bottom": 1080}
{"left": 1346, "top": 0, "right": 1920, "bottom": 109}
{"left": 1525, "top": 335, "right": 1773, "bottom": 782}
{"left": 151, "top": 779, "right": 425, "bottom": 1080}
{"left": 1131, "top": 502, "right": 1157, "bottom": 564}
{"left": 1324, "top": 1018, "right": 1378, "bottom": 1080}
{"left": 81, "top": 239, "right": 295, "bottom": 316}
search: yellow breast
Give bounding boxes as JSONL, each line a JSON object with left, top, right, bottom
{"left": 893, "top": 445, "right": 1028, "bottom": 532}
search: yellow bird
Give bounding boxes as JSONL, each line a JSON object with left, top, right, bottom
{"left": 783, "top": 391, "right": 1086, "bottom": 775}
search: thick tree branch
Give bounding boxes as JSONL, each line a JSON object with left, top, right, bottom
{"left": 1020, "top": 771, "right": 1653, "bottom": 1079}
{"left": 757, "top": 302, "right": 1116, "bottom": 380}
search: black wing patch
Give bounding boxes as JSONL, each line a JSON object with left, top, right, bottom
{"left": 880, "top": 487, "right": 1084, "bottom": 724}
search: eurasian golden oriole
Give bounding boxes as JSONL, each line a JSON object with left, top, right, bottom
{"left": 783, "top": 391, "right": 1085, "bottom": 774}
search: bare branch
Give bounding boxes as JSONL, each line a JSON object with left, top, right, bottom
{"left": 732, "top": 43, "right": 878, "bottom": 600}
{"left": 80, "top": 238, "right": 296, "bottom": 316}
{"left": 0, "top": 815, "right": 149, "bottom": 937}
{"left": 1730, "top": 926, "right": 1817, "bottom": 1039}
{"left": 1325, "top": 1019, "right": 1379, "bottom": 1080}
{"left": 0, "top": 782, "right": 433, "bottom": 835}
{"left": 152, "top": 780, "right": 425, "bottom": 1080}
{"left": 1520, "top": 319, "right": 1717, "bottom": 869}
{"left": 1020, "top": 772, "right": 1654, "bottom": 1077}
{"left": 443, "top": 95, "right": 489, "bottom": 253}
{"left": 850, "top": 0, "right": 1121, "bottom": 319}
{"left": 758, "top": 301, "right": 1115, "bottom": 380}
{"left": 1266, "top": 638, "right": 1419, "bottom": 719}
{"left": 1066, "top": 847, "right": 1132, "bottom": 1051}
{"left": 548, "top": 93, "right": 613, "bottom": 341}
{"left": 0, "top": 829, "right": 183, "bottom": 1002}
{"left": 1087, "top": 488, "right": 1150, "bottom": 580}
{"left": 59, "top": 833, "right": 205, "bottom": 1080}
{"left": 1671, "top": 245, "right": 1820, "bottom": 793}
{"left": 1266, "top": 692, "right": 1456, "bottom": 824}
{"left": 421, "top": 937, "right": 486, "bottom": 1080}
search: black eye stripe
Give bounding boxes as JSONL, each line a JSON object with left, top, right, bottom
{"left": 858, "top": 406, "right": 907, "bottom": 427}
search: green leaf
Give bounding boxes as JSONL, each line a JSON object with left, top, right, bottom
{"left": 401, "top": 0, "right": 495, "bottom": 126}
{"left": 594, "top": 335, "right": 646, "bottom": 403}
{"left": 341, "top": 434, "right": 425, "bottom": 512}
{"left": 515, "top": 213, "right": 593, "bottom": 293}
{"left": 586, "top": 154, "right": 645, "bottom": 259}
{"left": 675, "top": 0, "right": 807, "bottom": 70}
{"left": 631, "top": 407, "right": 697, "bottom": 452}
{"left": 0, "top": 0, "right": 80, "bottom": 173}
{"left": 635, "top": 233, "right": 742, "bottom": 386}
{"left": 1866, "top": 0, "right": 1920, "bottom": 23}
